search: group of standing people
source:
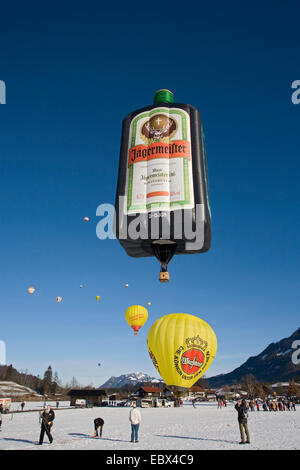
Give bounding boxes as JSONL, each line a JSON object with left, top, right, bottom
{"left": 245, "top": 398, "right": 297, "bottom": 412}
{"left": 262, "top": 399, "right": 296, "bottom": 412}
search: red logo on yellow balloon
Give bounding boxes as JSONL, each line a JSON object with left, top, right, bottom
{"left": 180, "top": 349, "right": 204, "bottom": 375}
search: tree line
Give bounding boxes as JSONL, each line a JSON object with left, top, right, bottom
{"left": 0, "top": 364, "right": 83, "bottom": 397}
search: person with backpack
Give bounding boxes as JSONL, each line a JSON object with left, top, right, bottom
{"left": 235, "top": 399, "right": 250, "bottom": 444}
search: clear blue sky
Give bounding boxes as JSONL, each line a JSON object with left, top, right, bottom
{"left": 0, "top": 1, "right": 299, "bottom": 386}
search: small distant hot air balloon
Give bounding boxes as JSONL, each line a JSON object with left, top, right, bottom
{"left": 83, "top": 217, "right": 89, "bottom": 222}
{"left": 147, "top": 313, "right": 217, "bottom": 394}
{"left": 56, "top": 296, "right": 62, "bottom": 303}
{"left": 125, "top": 283, "right": 129, "bottom": 288}
{"left": 96, "top": 296, "right": 100, "bottom": 301}
{"left": 147, "top": 302, "right": 151, "bottom": 306}
{"left": 125, "top": 305, "right": 148, "bottom": 336}
{"left": 98, "top": 363, "right": 101, "bottom": 367}
{"left": 80, "top": 284, "right": 83, "bottom": 288}
{"left": 27, "top": 287, "right": 35, "bottom": 295}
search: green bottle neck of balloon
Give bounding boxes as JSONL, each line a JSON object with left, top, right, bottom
{"left": 153, "top": 89, "right": 174, "bottom": 104}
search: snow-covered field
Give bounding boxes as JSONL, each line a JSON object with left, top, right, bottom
{"left": 0, "top": 403, "right": 299, "bottom": 450}
{"left": 0, "top": 381, "right": 42, "bottom": 399}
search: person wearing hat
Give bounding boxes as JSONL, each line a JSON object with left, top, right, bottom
{"left": 235, "top": 399, "right": 250, "bottom": 444}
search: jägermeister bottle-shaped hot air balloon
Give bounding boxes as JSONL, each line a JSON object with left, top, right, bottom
{"left": 115, "top": 90, "right": 211, "bottom": 282}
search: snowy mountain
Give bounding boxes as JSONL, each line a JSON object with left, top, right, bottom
{"left": 209, "top": 327, "right": 300, "bottom": 387}
{"left": 101, "top": 372, "right": 163, "bottom": 389}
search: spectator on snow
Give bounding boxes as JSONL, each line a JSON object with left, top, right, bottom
{"left": 0, "top": 403, "right": 3, "bottom": 431}
{"left": 39, "top": 405, "right": 55, "bottom": 445}
{"left": 235, "top": 399, "right": 250, "bottom": 445}
{"left": 94, "top": 417, "right": 104, "bottom": 437}
{"left": 291, "top": 401, "right": 296, "bottom": 411}
{"left": 262, "top": 402, "right": 268, "bottom": 411}
{"left": 129, "top": 402, "right": 141, "bottom": 443}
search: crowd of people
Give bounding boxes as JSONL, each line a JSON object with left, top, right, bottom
{"left": 246, "top": 398, "right": 297, "bottom": 412}
{"left": 217, "top": 397, "right": 297, "bottom": 412}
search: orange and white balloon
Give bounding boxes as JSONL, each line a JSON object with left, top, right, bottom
{"left": 27, "top": 287, "right": 35, "bottom": 295}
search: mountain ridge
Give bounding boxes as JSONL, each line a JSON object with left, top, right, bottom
{"left": 100, "top": 372, "right": 163, "bottom": 388}
{"left": 208, "top": 327, "right": 300, "bottom": 387}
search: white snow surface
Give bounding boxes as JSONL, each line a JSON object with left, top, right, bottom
{"left": 0, "top": 402, "right": 299, "bottom": 450}
{"left": 0, "top": 381, "right": 42, "bottom": 398}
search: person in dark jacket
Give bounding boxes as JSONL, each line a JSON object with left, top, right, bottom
{"left": 39, "top": 405, "right": 55, "bottom": 445}
{"left": 0, "top": 404, "right": 3, "bottom": 431}
{"left": 94, "top": 417, "right": 104, "bottom": 437}
{"left": 235, "top": 399, "right": 250, "bottom": 444}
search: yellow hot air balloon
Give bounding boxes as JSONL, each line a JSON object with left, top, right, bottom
{"left": 96, "top": 296, "right": 100, "bottom": 301}
{"left": 147, "top": 313, "right": 217, "bottom": 394}
{"left": 125, "top": 305, "right": 148, "bottom": 336}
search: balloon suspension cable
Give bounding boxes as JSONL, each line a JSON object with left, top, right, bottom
{"left": 152, "top": 241, "right": 177, "bottom": 284}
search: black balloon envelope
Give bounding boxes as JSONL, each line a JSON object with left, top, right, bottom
{"left": 115, "top": 90, "right": 212, "bottom": 282}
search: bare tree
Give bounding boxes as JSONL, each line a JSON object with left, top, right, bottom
{"left": 241, "top": 374, "right": 258, "bottom": 398}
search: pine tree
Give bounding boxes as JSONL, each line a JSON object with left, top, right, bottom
{"left": 42, "top": 366, "right": 53, "bottom": 394}
{"left": 5, "top": 364, "right": 14, "bottom": 381}
{"left": 70, "top": 376, "right": 80, "bottom": 389}
{"left": 53, "top": 371, "right": 60, "bottom": 385}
